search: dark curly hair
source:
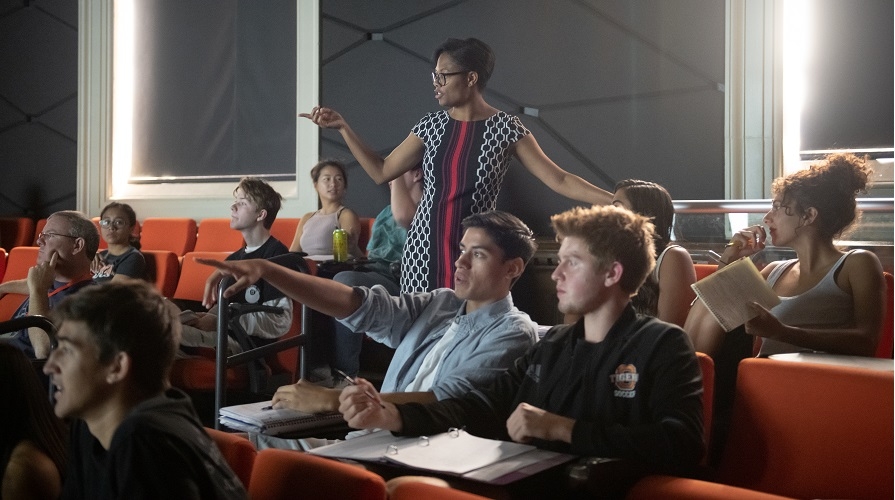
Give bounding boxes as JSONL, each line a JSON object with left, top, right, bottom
{"left": 772, "top": 153, "right": 872, "bottom": 240}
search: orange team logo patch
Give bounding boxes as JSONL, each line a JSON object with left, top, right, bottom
{"left": 610, "top": 364, "right": 639, "bottom": 398}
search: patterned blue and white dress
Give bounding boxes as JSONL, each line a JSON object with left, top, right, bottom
{"left": 402, "top": 110, "right": 530, "bottom": 293}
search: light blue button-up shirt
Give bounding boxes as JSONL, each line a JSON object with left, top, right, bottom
{"left": 339, "top": 286, "right": 538, "bottom": 400}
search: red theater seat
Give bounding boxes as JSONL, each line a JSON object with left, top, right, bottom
{"left": 194, "top": 218, "right": 244, "bottom": 252}
{"left": 140, "top": 218, "right": 197, "bottom": 256}
{"left": 205, "top": 427, "right": 256, "bottom": 489}
{"left": 248, "top": 448, "right": 386, "bottom": 500}
{"left": 0, "top": 246, "right": 38, "bottom": 320}
{"left": 0, "top": 217, "right": 36, "bottom": 251}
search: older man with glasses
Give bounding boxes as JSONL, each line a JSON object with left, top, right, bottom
{"left": 0, "top": 210, "right": 99, "bottom": 359}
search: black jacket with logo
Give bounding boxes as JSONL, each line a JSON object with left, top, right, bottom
{"left": 397, "top": 304, "right": 705, "bottom": 471}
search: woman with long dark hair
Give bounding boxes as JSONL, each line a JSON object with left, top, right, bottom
{"left": 612, "top": 179, "right": 696, "bottom": 327}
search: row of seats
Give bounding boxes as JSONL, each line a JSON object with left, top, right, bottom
{"left": 0, "top": 215, "right": 378, "bottom": 319}
{"left": 206, "top": 355, "right": 892, "bottom": 499}
{"left": 205, "top": 427, "right": 490, "bottom": 500}
{"left": 0, "top": 216, "right": 376, "bottom": 257}
{"left": 626, "top": 357, "right": 894, "bottom": 499}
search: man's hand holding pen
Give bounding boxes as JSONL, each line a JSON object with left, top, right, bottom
{"left": 338, "top": 376, "right": 403, "bottom": 433}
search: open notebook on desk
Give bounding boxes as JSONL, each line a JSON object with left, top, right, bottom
{"left": 219, "top": 401, "right": 345, "bottom": 436}
{"left": 309, "top": 428, "right": 575, "bottom": 485}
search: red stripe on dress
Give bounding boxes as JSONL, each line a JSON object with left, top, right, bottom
{"left": 438, "top": 120, "right": 474, "bottom": 288}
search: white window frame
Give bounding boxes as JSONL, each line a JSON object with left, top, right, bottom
{"left": 77, "top": 0, "right": 320, "bottom": 219}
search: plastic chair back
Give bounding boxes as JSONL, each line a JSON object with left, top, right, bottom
{"left": 195, "top": 218, "right": 244, "bottom": 252}
{"left": 0, "top": 217, "right": 35, "bottom": 251}
{"left": 0, "top": 246, "right": 38, "bottom": 320}
{"left": 205, "top": 427, "right": 256, "bottom": 489}
{"left": 269, "top": 218, "right": 300, "bottom": 248}
{"left": 172, "top": 251, "right": 231, "bottom": 303}
{"left": 248, "top": 448, "right": 386, "bottom": 500}
{"left": 140, "top": 218, "right": 197, "bottom": 256}
{"left": 717, "top": 358, "right": 893, "bottom": 499}
{"left": 142, "top": 250, "right": 180, "bottom": 297}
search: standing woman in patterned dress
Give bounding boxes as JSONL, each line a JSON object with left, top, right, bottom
{"left": 302, "top": 38, "right": 612, "bottom": 293}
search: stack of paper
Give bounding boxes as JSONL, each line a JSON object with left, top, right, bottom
{"left": 218, "top": 401, "right": 344, "bottom": 436}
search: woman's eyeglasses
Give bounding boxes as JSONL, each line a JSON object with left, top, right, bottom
{"left": 99, "top": 218, "right": 128, "bottom": 228}
{"left": 431, "top": 70, "right": 468, "bottom": 87}
{"left": 769, "top": 202, "right": 794, "bottom": 216}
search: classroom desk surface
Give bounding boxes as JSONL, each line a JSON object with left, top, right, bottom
{"left": 769, "top": 352, "right": 894, "bottom": 371}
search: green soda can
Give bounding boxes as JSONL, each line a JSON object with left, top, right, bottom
{"left": 332, "top": 228, "right": 348, "bottom": 262}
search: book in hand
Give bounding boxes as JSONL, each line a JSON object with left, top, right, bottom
{"left": 218, "top": 401, "right": 344, "bottom": 436}
{"left": 690, "top": 257, "right": 782, "bottom": 331}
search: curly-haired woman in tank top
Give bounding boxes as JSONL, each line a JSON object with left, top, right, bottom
{"left": 685, "top": 152, "right": 885, "bottom": 358}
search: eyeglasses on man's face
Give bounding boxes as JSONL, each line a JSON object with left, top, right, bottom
{"left": 431, "top": 70, "right": 468, "bottom": 87}
{"left": 99, "top": 218, "right": 128, "bottom": 228}
{"left": 37, "top": 231, "right": 78, "bottom": 242}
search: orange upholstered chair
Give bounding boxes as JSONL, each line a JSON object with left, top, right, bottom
{"left": 628, "top": 358, "right": 893, "bottom": 500}
{"left": 718, "top": 358, "right": 892, "bottom": 498}
{"left": 172, "top": 251, "right": 232, "bottom": 304}
{"left": 247, "top": 448, "right": 387, "bottom": 500}
{"left": 0, "top": 247, "right": 6, "bottom": 282}
{"left": 140, "top": 217, "right": 198, "bottom": 256}
{"left": 626, "top": 475, "right": 796, "bottom": 500}
{"left": 388, "top": 480, "right": 491, "bottom": 500}
{"left": 32, "top": 218, "right": 47, "bottom": 245}
{"left": 205, "top": 427, "right": 256, "bottom": 489}
{"left": 875, "top": 272, "right": 893, "bottom": 358}
{"left": 269, "top": 218, "right": 300, "bottom": 248}
{"left": 0, "top": 246, "right": 38, "bottom": 320}
{"left": 194, "top": 218, "right": 244, "bottom": 252}
{"left": 0, "top": 217, "right": 36, "bottom": 251}
{"left": 142, "top": 250, "right": 180, "bottom": 298}
{"left": 693, "top": 263, "right": 718, "bottom": 281}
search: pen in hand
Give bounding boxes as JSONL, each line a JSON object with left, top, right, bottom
{"left": 335, "top": 369, "right": 386, "bottom": 409}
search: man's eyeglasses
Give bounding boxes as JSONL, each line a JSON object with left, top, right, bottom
{"left": 99, "top": 218, "right": 128, "bottom": 228}
{"left": 37, "top": 231, "right": 78, "bottom": 242}
{"left": 432, "top": 70, "right": 468, "bottom": 87}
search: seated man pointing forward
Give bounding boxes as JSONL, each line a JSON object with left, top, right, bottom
{"left": 338, "top": 205, "right": 704, "bottom": 478}
{"left": 198, "top": 211, "right": 539, "bottom": 416}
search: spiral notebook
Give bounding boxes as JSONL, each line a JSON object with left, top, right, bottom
{"left": 218, "top": 401, "right": 344, "bottom": 436}
{"left": 690, "top": 257, "right": 781, "bottom": 331}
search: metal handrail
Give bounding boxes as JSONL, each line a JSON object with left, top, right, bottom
{"left": 673, "top": 198, "right": 893, "bottom": 214}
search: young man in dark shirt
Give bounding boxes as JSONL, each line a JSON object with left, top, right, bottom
{"left": 339, "top": 205, "right": 705, "bottom": 474}
{"left": 43, "top": 281, "right": 246, "bottom": 499}
{"left": 179, "top": 177, "right": 291, "bottom": 354}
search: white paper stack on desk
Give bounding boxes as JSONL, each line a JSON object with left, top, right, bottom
{"left": 219, "top": 401, "right": 345, "bottom": 436}
{"left": 309, "top": 428, "right": 575, "bottom": 484}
